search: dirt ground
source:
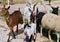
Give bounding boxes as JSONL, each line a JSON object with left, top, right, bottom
{"left": 0, "top": 0, "right": 60, "bottom": 42}
{"left": 0, "top": 19, "right": 53, "bottom": 42}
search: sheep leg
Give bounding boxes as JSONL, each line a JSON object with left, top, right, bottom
{"left": 48, "top": 29, "right": 52, "bottom": 42}
{"left": 56, "top": 32, "right": 59, "bottom": 42}
{"left": 16, "top": 24, "right": 18, "bottom": 33}
{"left": 40, "top": 26, "right": 43, "bottom": 37}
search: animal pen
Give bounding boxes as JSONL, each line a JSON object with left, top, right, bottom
{"left": 0, "top": 0, "right": 60, "bottom": 42}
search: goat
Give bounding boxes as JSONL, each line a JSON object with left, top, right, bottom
{"left": 23, "top": 18, "right": 36, "bottom": 42}
{"left": 1, "top": 5, "right": 23, "bottom": 42}
{"left": 36, "top": 7, "right": 45, "bottom": 33}
{"left": 22, "top": 8, "right": 36, "bottom": 42}
{"left": 23, "top": 23, "right": 36, "bottom": 42}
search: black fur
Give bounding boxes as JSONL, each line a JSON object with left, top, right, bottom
{"left": 25, "top": 35, "right": 32, "bottom": 42}
{"left": 36, "top": 6, "right": 59, "bottom": 33}
{"left": 24, "top": 23, "right": 31, "bottom": 29}
{"left": 36, "top": 7, "right": 45, "bottom": 33}
{"left": 51, "top": 6, "right": 59, "bottom": 15}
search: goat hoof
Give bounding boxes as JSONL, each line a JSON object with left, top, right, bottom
{"left": 13, "top": 36, "right": 16, "bottom": 39}
{"left": 33, "top": 39, "right": 36, "bottom": 42}
{"left": 16, "top": 31, "right": 18, "bottom": 33}
{"left": 14, "top": 37, "right": 16, "bottom": 39}
{"left": 7, "top": 40, "right": 10, "bottom": 42}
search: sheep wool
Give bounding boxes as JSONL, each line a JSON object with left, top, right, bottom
{"left": 41, "top": 13, "right": 60, "bottom": 32}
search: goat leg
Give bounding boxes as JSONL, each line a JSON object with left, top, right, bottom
{"left": 16, "top": 24, "right": 18, "bottom": 33}
{"left": 26, "top": 36, "right": 31, "bottom": 42}
{"left": 29, "top": 35, "right": 33, "bottom": 42}
{"left": 7, "top": 32, "right": 10, "bottom": 42}
{"left": 12, "top": 30, "right": 16, "bottom": 39}
{"left": 34, "top": 33, "right": 36, "bottom": 42}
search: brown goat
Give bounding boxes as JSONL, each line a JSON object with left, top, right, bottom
{"left": 1, "top": 6, "right": 23, "bottom": 42}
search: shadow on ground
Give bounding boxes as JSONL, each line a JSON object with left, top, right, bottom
{"left": 42, "top": 28, "right": 60, "bottom": 42}
{"left": 9, "top": 29, "right": 24, "bottom": 37}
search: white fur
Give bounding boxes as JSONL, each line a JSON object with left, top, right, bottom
{"left": 24, "top": 23, "right": 36, "bottom": 39}
{"left": 24, "top": 5, "right": 33, "bottom": 23}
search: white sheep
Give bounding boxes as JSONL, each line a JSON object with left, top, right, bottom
{"left": 41, "top": 13, "right": 60, "bottom": 42}
{"left": 39, "top": 0, "right": 60, "bottom": 42}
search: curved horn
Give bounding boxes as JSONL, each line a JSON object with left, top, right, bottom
{"left": 33, "top": 2, "right": 38, "bottom": 11}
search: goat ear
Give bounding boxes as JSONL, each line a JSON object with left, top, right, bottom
{"left": 33, "top": 2, "right": 38, "bottom": 11}
{"left": 51, "top": 6, "right": 53, "bottom": 9}
{"left": 7, "top": 6, "right": 10, "bottom": 10}
{"left": 29, "top": 8, "right": 31, "bottom": 12}
{"left": 36, "top": 7, "right": 39, "bottom": 13}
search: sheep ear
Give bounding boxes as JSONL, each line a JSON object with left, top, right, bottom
{"left": 7, "top": 6, "right": 10, "bottom": 10}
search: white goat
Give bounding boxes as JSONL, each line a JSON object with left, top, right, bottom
{"left": 22, "top": 23, "right": 36, "bottom": 42}
{"left": 41, "top": 13, "right": 60, "bottom": 42}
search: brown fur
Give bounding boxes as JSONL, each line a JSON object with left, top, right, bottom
{"left": 1, "top": 6, "right": 23, "bottom": 42}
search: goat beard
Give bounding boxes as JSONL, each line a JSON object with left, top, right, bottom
{"left": 31, "top": 12, "right": 35, "bottom": 18}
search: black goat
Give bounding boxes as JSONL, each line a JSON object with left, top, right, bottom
{"left": 36, "top": 7, "right": 45, "bottom": 33}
